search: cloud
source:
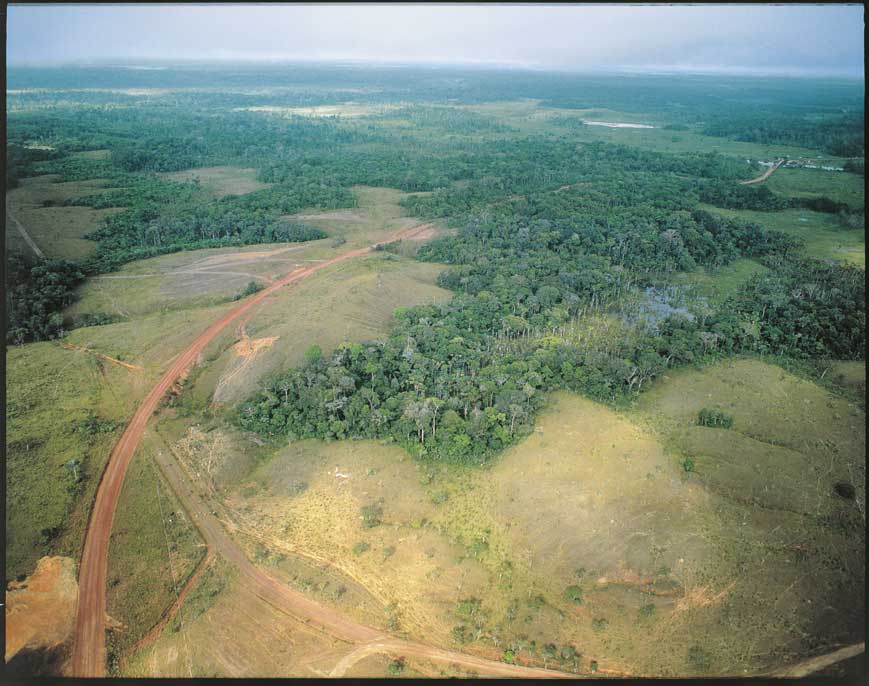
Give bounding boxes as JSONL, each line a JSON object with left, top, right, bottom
{"left": 6, "top": 4, "right": 865, "bottom": 76}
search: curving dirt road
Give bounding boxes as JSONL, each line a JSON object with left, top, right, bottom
{"left": 151, "top": 440, "right": 573, "bottom": 678}
{"left": 740, "top": 159, "right": 785, "bottom": 185}
{"left": 70, "top": 223, "right": 433, "bottom": 677}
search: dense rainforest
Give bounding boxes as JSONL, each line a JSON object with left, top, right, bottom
{"left": 6, "top": 67, "right": 866, "bottom": 465}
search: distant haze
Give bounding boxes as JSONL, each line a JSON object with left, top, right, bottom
{"left": 6, "top": 3, "right": 865, "bottom": 77}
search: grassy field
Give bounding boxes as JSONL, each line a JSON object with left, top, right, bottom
{"left": 767, "top": 167, "right": 865, "bottom": 208}
{"left": 106, "top": 433, "right": 205, "bottom": 664}
{"left": 459, "top": 100, "right": 843, "bottom": 163}
{"left": 193, "top": 253, "right": 449, "bottom": 406}
{"left": 66, "top": 185, "right": 428, "bottom": 321}
{"left": 698, "top": 204, "right": 865, "bottom": 268}
{"left": 160, "top": 356, "right": 864, "bottom": 677}
{"left": 159, "top": 166, "right": 271, "bottom": 198}
{"left": 5, "top": 175, "right": 124, "bottom": 260}
{"left": 5, "top": 301, "right": 236, "bottom": 579}
{"left": 665, "top": 258, "right": 769, "bottom": 305}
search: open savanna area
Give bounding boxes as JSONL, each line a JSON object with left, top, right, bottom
{"left": 5, "top": 300, "right": 238, "bottom": 581}
{"left": 698, "top": 205, "right": 865, "bottom": 268}
{"left": 123, "top": 357, "right": 864, "bottom": 677}
{"left": 766, "top": 167, "right": 865, "bottom": 208}
{"left": 159, "top": 166, "right": 271, "bottom": 199}
{"left": 6, "top": 58, "right": 864, "bottom": 680}
{"left": 6, "top": 175, "right": 125, "bottom": 260}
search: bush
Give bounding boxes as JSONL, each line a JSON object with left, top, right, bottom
{"left": 687, "top": 645, "right": 711, "bottom": 672}
{"left": 562, "top": 585, "right": 584, "bottom": 604}
{"left": 591, "top": 617, "right": 609, "bottom": 632}
{"left": 352, "top": 541, "right": 370, "bottom": 555}
{"left": 360, "top": 502, "right": 383, "bottom": 528}
{"left": 233, "top": 280, "right": 264, "bottom": 301}
{"left": 697, "top": 407, "right": 733, "bottom": 428}
{"left": 387, "top": 658, "right": 405, "bottom": 676}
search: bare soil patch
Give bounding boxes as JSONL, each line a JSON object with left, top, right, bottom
{"left": 5, "top": 556, "right": 78, "bottom": 663}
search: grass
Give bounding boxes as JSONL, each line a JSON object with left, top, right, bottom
{"left": 460, "top": 100, "right": 841, "bottom": 162}
{"left": 159, "top": 166, "right": 271, "bottom": 198}
{"left": 194, "top": 252, "right": 449, "bottom": 406}
{"left": 665, "top": 258, "right": 769, "bottom": 305}
{"left": 767, "top": 167, "right": 865, "bottom": 209}
{"left": 187, "top": 356, "right": 865, "bottom": 676}
{"left": 697, "top": 204, "right": 865, "bottom": 268}
{"left": 5, "top": 175, "right": 124, "bottom": 260}
{"left": 106, "top": 435, "right": 204, "bottom": 659}
{"left": 4, "top": 301, "right": 236, "bottom": 579}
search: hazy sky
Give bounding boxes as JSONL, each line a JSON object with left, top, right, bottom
{"left": 6, "top": 3, "right": 865, "bottom": 76}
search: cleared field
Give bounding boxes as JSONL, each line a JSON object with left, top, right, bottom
{"left": 5, "top": 175, "right": 124, "bottom": 260}
{"left": 767, "top": 167, "right": 865, "bottom": 208}
{"left": 284, "top": 185, "right": 422, "bottom": 249}
{"left": 66, "top": 186, "right": 423, "bottom": 320}
{"left": 697, "top": 205, "right": 865, "bottom": 268}
{"left": 665, "top": 258, "right": 769, "bottom": 305}
{"left": 195, "top": 253, "right": 449, "bottom": 406}
{"left": 105, "top": 434, "right": 205, "bottom": 664}
{"left": 460, "top": 100, "right": 840, "bottom": 162}
{"left": 237, "top": 103, "right": 401, "bottom": 118}
{"left": 158, "top": 357, "right": 865, "bottom": 676}
{"left": 159, "top": 166, "right": 271, "bottom": 198}
{"left": 5, "top": 301, "right": 236, "bottom": 580}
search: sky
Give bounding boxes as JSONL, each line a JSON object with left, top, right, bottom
{"left": 6, "top": 3, "right": 865, "bottom": 76}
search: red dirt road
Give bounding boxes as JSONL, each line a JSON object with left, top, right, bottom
{"left": 740, "top": 159, "right": 784, "bottom": 185}
{"left": 150, "top": 443, "right": 574, "bottom": 678}
{"left": 69, "top": 224, "right": 432, "bottom": 677}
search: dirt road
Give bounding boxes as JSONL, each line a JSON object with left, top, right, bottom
{"left": 150, "top": 442, "right": 573, "bottom": 678}
{"left": 740, "top": 159, "right": 784, "bottom": 185}
{"left": 6, "top": 201, "right": 46, "bottom": 259}
{"left": 69, "top": 223, "right": 433, "bottom": 677}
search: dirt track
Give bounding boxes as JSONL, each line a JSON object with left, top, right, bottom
{"left": 6, "top": 201, "right": 46, "bottom": 259}
{"left": 740, "top": 160, "right": 784, "bottom": 185}
{"left": 69, "top": 222, "right": 573, "bottom": 678}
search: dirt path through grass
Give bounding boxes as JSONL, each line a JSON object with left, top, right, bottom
{"left": 6, "top": 200, "right": 46, "bottom": 259}
{"left": 741, "top": 159, "right": 784, "bottom": 185}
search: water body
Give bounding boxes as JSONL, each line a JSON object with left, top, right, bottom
{"left": 584, "top": 120, "right": 656, "bottom": 129}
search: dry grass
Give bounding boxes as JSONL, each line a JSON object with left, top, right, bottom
{"left": 159, "top": 166, "right": 270, "bottom": 198}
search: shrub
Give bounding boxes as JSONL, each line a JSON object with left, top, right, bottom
{"left": 387, "top": 658, "right": 405, "bottom": 676}
{"left": 687, "top": 645, "right": 711, "bottom": 672}
{"left": 682, "top": 456, "right": 696, "bottom": 473}
{"left": 233, "top": 280, "right": 264, "bottom": 300}
{"left": 352, "top": 541, "right": 370, "bottom": 555}
{"left": 456, "top": 597, "right": 482, "bottom": 618}
{"left": 562, "top": 585, "right": 584, "bottom": 604}
{"left": 697, "top": 407, "right": 733, "bottom": 428}
{"left": 591, "top": 617, "right": 609, "bottom": 632}
{"left": 360, "top": 502, "right": 383, "bottom": 528}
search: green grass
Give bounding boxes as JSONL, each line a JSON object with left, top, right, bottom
{"left": 698, "top": 204, "right": 865, "bottom": 268}
{"left": 106, "top": 437, "right": 204, "bottom": 658}
{"left": 460, "top": 100, "right": 841, "bottom": 162}
{"left": 6, "top": 175, "right": 124, "bottom": 260}
{"left": 193, "top": 252, "right": 450, "bottom": 406}
{"left": 666, "top": 258, "right": 769, "bottom": 304}
{"left": 4, "top": 302, "right": 235, "bottom": 579}
{"left": 767, "top": 167, "right": 865, "bottom": 208}
{"left": 159, "top": 166, "right": 271, "bottom": 199}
